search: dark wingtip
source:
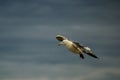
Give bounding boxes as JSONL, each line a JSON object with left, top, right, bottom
{"left": 79, "top": 54, "right": 84, "bottom": 59}
{"left": 87, "top": 53, "right": 99, "bottom": 59}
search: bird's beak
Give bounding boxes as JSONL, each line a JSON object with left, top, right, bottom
{"left": 58, "top": 42, "right": 64, "bottom": 46}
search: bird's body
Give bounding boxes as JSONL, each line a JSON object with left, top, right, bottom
{"left": 62, "top": 40, "right": 82, "bottom": 54}
{"left": 56, "top": 35, "right": 98, "bottom": 59}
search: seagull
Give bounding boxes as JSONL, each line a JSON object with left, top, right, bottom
{"left": 56, "top": 35, "right": 98, "bottom": 59}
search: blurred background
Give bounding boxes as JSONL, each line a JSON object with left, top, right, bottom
{"left": 0, "top": 0, "right": 120, "bottom": 80}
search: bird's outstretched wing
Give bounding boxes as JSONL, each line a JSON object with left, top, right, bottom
{"left": 83, "top": 47, "right": 99, "bottom": 59}
{"left": 73, "top": 42, "right": 84, "bottom": 48}
{"left": 56, "top": 35, "right": 68, "bottom": 41}
{"left": 72, "top": 42, "right": 84, "bottom": 59}
{"left": 73, "top": 42, "right": 99, "bottom": 59}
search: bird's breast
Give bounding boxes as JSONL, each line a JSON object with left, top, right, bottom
{"left": 65, "top": 44, "right": 80, "bottom": 54}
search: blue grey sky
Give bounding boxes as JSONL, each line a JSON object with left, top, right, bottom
{"left": 0, "top": 0, "right": 120, "bottom": 80}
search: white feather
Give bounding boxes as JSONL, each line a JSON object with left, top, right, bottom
{"left": 84, "top": 47, "right": 91, "bottom": 51}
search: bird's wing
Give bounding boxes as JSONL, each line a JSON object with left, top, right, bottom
{"left": 56, "top": 35, "right": 68, "bottom": 41}
{"left": 73, "top": 42, "right": 85, "bottom": 48}
{"left": 73, "top": 42, "right": 98, "bottom": 59}
{"left": 72, "top": 42, "right": 84, "bottom": 59}
{"left": 83, "top": 47, "right": 99, "bottom": 59}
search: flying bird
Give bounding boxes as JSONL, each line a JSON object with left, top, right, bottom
{"left": 56, "top": 35, "right": 98, "bottom": 59}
